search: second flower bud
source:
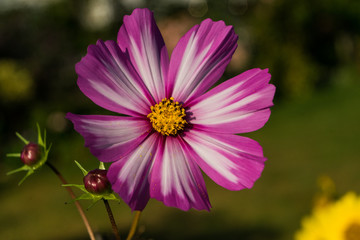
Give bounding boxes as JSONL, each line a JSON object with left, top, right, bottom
{"left": 83, "top": 169, "right": 112, "bottom": 195}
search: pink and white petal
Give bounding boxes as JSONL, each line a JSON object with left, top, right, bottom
{"left": 117, "top": 8, "right": 169, "bottom": 103}
{"left": 183, "top": 130, "right": 266, "bottom": 191}
{"left": 150, "top": 137, "right": 211, "bottom": 211}
{"left": 76, "top": 39, "right": 154, "bottom": 117}
{"left": 167, "top": 19, "right": 238, "bottom": 104}
{"left": 189, "top": 68, "right": 275, "bottom": 134}
{"left": 66, "top": 113, "right": 151, "bottom": 163}
{"left": 107, "top": 133, "right": 161, "bottom": 211}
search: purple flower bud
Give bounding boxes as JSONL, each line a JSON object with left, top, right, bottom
{"left": 83, "top": 169, "right": 112, "bottom": 194}
{"left": 20, "top": 143, "right": 41, "bottom": 166}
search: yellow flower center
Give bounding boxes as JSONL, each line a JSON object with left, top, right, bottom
{"left": 147, "top": 97, "right": 187, "bottom": 136}
{"left": 345, "top": 222, "right": 360, "bottom": 240}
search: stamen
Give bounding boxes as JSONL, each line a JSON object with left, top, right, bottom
{"left": 147, "top": 97, "right": 187, "bottom": 136}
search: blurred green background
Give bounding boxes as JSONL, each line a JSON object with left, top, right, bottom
{"left": 1, "top": 0, "right": 360, "bottom": 239}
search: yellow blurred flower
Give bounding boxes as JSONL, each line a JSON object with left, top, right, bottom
{"left": 313, "top": 175, "right": 337, "bottom": 209}
{"left": 0, "top": 60, "right": 33, "bottom": 102}
{"left": 295, "top": 192, "right": 360, "bottom": 240}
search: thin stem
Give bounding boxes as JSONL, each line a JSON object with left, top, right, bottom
{"left": 126, "top": 211, "right": 141, "bottom": 240}
{"left": 103, "top": 199, "right": 121, "bottom": 240}
{"left": 46, "top": 162, "right": 95, "bottom": 240}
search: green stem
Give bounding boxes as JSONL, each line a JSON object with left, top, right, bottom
{"left": 103, "top": 199, "right": 121, "bottom": 240}
{"left": 126, "top": 211, "right": 141, "bottom": 240}
{"left": 46, "top": 162, "right": 95, "bottom": 240}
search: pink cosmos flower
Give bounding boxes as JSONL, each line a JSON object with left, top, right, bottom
{"left": 67, "top": 8, "right": 275, "bottom": 211}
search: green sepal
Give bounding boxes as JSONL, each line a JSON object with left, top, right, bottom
{"left": 74, "top": 160, "right": 106, "bottom": 175}
{"left": 99, "top": 162, "right": 105, "bottom": 170}
{"left": 6, "top": 165, "right": 34, "bottom": 186}
{"left": 61, "top": 184, "right": 120, "bottom": 209}
{"left": 6, "top": 165, "right": 30, "bottom": 176}
{"left": 18, "top": 169, "right": 35, "bottom": 186}
{"left": 70, "top": 194, "right": 102, "bottom": 210}
{"left": 62, "top": 184, "right": 88, "bottom": 193}
{"left": 85, "top": 199, "right": 101, "bottom": 210}
{"left": 37, "top": 123, "right": 44, "bottom": 147}
{"left": 102, "top": 193, "right": 120, "bottom": 202}
{"left": 6, "top": 153, "right": 21, "bottom": 157}
{"left": 15, "top": 132, "right": 29, "bottom": 145}
{"left": 62, "top": 184, "right": 120, "bottom": 209}
{"left": 74, "top": 161, "right": 88, "bottom": 176}
{"left": 64, "top": 193, "right": 101, "bottom": 208}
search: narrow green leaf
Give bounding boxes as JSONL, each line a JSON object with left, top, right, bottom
{"left": 65, "top": 199, "right": 76, "bottom": 205}
{"left": 15, "top": 132, "right": 29, "bottom": 145}
{"left": 18, "top": 169, "right": 34, "bottom": 185}
{"left": 62, "top": 184, "right": 88, "bottom": 193}
{"left": 6, "top": 165, "right": 29, "bottom": 175}
{"left": 104, "top": 193, "right": 121, "bottom": 202}
{"left": 62, "top": 184, "right": 82, "bottom": 187}
{"left": 86, "top": 198, "right": 102, "bottom": 210}
{"left": 74, "top": 160, "right": 88, "bottom": 176}
{"left": 37, "top": 124, "right": 44, "bottom": 147}
{"left": 46, "top": 143, "right": 52, "bottom": 156}
{"left": 43, "top": 128, "right": 47, "bottom": 148}
{"left": 76, "top": 193, "right": 94, "bottom": 201}
{"left": 64, "top": 193, "right": 101, "bottom": 209}
{"left": 99, "top": 162, "right": 105, "bottom": 170}
{"left": 6, "top": 153, "right": 21, "bottom": 157}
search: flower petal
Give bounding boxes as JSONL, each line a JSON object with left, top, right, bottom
{"left": 183, "top": 130, "right": 266, "bottom": 191}
{"left": 117, "top": 8, "right": 169, "bottom": 103}
{"left": 107, "top": 133, "right": 160, "bottom": 211}
{"left": 66, "top": 113, "right": 151, "bottom": 162}
{"left": 189, "top": 68, "right": 275, "bottom": 134}
{"left": 76, "top": 39, "right": 154, "bottom": 117}
{"left": 167, "top": 19, "right": 238, "bottom": 104}
{"left": 150, "top": 137, "right": 211, "bottom": 211}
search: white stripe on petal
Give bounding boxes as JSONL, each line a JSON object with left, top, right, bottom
{"left": 108, "top": 133, "right": 161, "bottom": 210}
{"left": 119, "top": 147, "right": 154, "bottom": 194}
{"left": 187, "top": 134, "right": 238, "bottom": 184}
{"left": 149, "top": 137, "right": 211, "bottom": 210}
{"left": 173, "top": 34, "right": 213, "bottom": 100}
{"left": 66, "top": 113, "right": 150, "bottom": 163}
{"left": 189, "top": 68, "right": 275, "bottom": 133}
{"left": 88, "top": 78, "right": 141, "bottom": 113}
{"left": 117, "top": 9, "right": 169, "bottom": 103}
{"left": 161, "top": 138, "right": 195, "bottom": 202}
{"left": 168, "top": 19, "right": 238, "bottom": 104}
{"left": 129, "top": 34, "right": 165, "bottom": 101}
{"left": 184, "top": 130, "right": 266, "bottom": 190}
{"left": 76, "top": 40, "right": 152, "bottom": 116}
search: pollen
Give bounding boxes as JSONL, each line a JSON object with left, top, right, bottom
{"left": 147, "top": 97, "right": 187, "bottom": 136}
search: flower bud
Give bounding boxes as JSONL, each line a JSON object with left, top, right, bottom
{"left": 20, "top": 143, "right": 41, "bottom": 166}
{"left": 83, "top": 169, "right": 112, "bottom": 194}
